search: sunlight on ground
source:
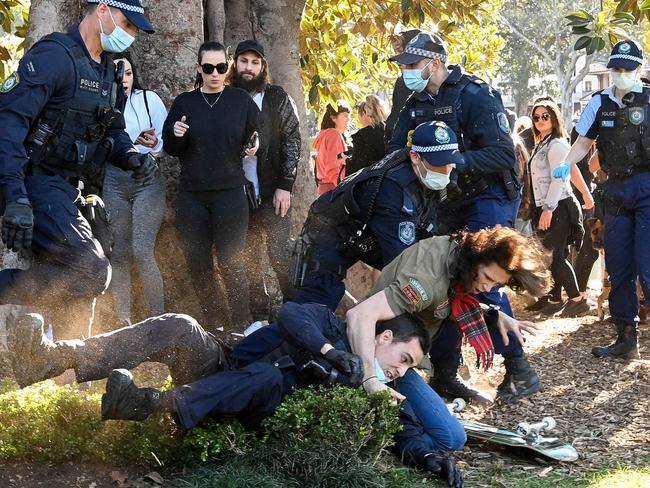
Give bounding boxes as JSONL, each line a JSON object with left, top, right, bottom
{"left": 589, "top": 465, "right": 650, "bottom": 487}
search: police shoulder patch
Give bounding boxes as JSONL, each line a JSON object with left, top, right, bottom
{"left": 629, "top": 107, "right": 644, "bottom": 125}
{"left": 497, "top": 112, "right": 511, "bottom": 134}
{"left": 398, "top": 221, "right": 416, "bottom": 245}
{"left": 1, "top": 72, "right": 19, "bottom": 93}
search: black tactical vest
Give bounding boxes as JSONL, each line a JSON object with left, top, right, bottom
{"left": 595, "top": 86, "right": 650, "bottom": 178}
{"left": 408, "top": 69, "right": 509, "bottom": 198}
{"left": 25, "top": 32, "right": 121, "bottom": 179}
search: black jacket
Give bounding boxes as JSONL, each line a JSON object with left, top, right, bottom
{"left": 257, "top": 84, "right": 301, "bottom": 199}
{"left": 348, "top": 124, "right": 386, "bottom": 175}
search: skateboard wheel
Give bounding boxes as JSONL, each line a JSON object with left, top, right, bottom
{"left": 516, "top": 422, "right": 530, "bottom": 436}
{"left": 542, "top": 416, "right": 556, "bottom": 431}
{"left": 453, "top": 398, "right": 466, "bottom": 412}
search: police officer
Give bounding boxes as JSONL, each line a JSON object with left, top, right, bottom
{"left": 387, "top": 32, "right": 537, "bottom": 403}
{"left": 0, "top": 1, "right": 158, "bottom": 337}
{"left": 552, "top": 40, "right": 649, "bottom": 360}
{"left": 289, "top": 121, "right": 460, "bottom": 312}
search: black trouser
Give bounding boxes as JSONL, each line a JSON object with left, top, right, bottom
{"left": 533, "top": 198, "right": 581, "bottom": 300}
{"left": 57, "top": 313, "right": 283, "bottom": 430}
{"left": 176, "top": 187, "right": 250, "bottom": 330}
{"left": 246, "top": 198, "right": 292, "bottom": 319}
{"left": 573, "top": 208, "right": 598, "bottom": 293}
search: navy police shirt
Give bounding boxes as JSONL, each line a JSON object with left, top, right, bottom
{"left": 387, "top": 65, "right": 515, "bottom": 175}
{"left": 0, "top": 24, "right": 133, "bottom": 203}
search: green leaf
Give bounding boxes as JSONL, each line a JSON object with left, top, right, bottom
{"left": 311, "top": 74, "right": 321, "bottom": 85}
{"left": 308, "top": 85, "right": 319, "bottom": 106}
{"left": 571, "top": 26, "right": 591, "bottom": 35}
{"left": 574, "top": 35, "right": 592, "bottom": 51}
{"left": 371, "top": 52, "right": 378, "bottom": 64}
{"left": 612, "top": 12, "right": 636, "bottom": 22}
{"left": 641, "top": 0, "right": 650, "bottom": 11}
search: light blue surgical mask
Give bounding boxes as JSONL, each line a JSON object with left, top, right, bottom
{"left": 611, "top": 71, "right": 637, "bottom": 92}
{"left": 374, "top": 359, "right": 389, "bottom": 384}
{"left": 402, "top": 59, "right": 433, "bottom": 93}
{"left": 99, "top": 8, "right": 135, "bottom": 53}
{"left": 415, "top": 157, "right": 451, "bottom": 190}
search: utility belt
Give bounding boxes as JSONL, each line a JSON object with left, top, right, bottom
{"left": 443, "top": 170, "right": 519, "bottom": 203}
{"left": 604, "top": 165, "right": 650, "bottom": 181}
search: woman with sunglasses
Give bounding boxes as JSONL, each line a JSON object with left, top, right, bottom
{"left": 103, "top": 51, "right": 167, "bottom": 328}
{"left": 527, "top": 100, "right": 589, "bottom": 317}
{"left": 163, "top": 41, "right": 259, "bottom": 332}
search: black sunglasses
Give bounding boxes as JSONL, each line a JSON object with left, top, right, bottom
{"left": 201, "top": 62, "right": 228, "bottom": 75}
{"left": 533, "top": 113, "right": 551, "bottom": 122}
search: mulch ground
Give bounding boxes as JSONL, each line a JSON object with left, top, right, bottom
{"left": 455, "top": 293, "right": 650, "bottom": 486}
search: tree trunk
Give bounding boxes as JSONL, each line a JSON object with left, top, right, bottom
{"left": 13, "top": 0, "right": 313, "bottom": 331}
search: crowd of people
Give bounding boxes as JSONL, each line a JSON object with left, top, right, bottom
{"left": 0, "top": 1, "right": 648, "bottom": 487}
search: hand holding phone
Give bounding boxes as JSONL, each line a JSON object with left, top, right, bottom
{"left": 135, "top": 128, "right": 157, "bottom": 148}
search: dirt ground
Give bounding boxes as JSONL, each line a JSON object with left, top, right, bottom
{"left": 455, "top": 293, "right": 650, "bottom": 486}
{"left": 0, "top": 292, "right": 648, "bottom": 487}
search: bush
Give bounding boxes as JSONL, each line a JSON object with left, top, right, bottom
{"left": 0, "top": 381, "right": 179, "bottom": 464}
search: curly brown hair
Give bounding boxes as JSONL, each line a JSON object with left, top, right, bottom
{"left": 452, "top": 226, "right": 551, "bottom": 297}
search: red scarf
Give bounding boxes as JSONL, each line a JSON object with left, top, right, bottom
{"left": 449, "top": 284, "right": 494, "bottom": 370}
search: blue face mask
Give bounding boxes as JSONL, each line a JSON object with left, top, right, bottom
{"left": 374, "top": 359, "right": 389, "bottom": 384}
{"left": 416, "top": 157, "right": 450, "bottom": 190}
{"left": 99, "top": 8, "right": 135, "bottom": 53}
{"left": 403, "top": 59, "right": 433, "bottom": 93}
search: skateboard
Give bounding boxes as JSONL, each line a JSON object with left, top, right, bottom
{"left": 448, "top": 398, "right": 579, "bottom": 462}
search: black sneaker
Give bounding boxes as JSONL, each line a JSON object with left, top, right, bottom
{"left": 496, "top": 356, "right": 543, "bottom": 403}
{"left": 560, "top": 298, "right": 591, "bottom": 318}
{"left": 538, "top": 300, "right": 565, "bottom": 317}
{"left": 525, "top": 296, "right": 550, "bottom": 312}
{"left": 430, "top": 369, "right": 492, "bottom": 405}
{"left": 101, "top": 369, "right": 160, "bottom": 421}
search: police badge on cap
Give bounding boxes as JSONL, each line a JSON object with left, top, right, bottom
{"left": 607, "top": 40, "right": 643, "bottom": 71}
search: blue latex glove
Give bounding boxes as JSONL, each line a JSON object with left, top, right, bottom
{"left": 552, "top": 162, "right": 571, "bottom": 180}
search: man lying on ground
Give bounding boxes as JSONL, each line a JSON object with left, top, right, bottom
{"left": 8, "top": 301, "right": 463, "bottom": 487}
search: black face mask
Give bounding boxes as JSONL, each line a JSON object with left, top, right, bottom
{"left": 232, "top": 69, "right": 266, "bottom": 93}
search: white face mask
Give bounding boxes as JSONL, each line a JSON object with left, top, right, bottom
{"left": 611, "top": 71, "right": 637, "bottom": 92}
{"left": 415, "top": 157, "right": 451, "bottom": 190}
{"left": 374, "top": 358, "right": 389, "bottom": 384}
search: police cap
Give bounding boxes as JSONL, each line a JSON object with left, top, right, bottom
{"left": 389, "top": 31, "right": 447, "bottom": 65}
{"left": 87, "top": 0, "right": 155, "bottom": 34}
{"left": 235, "top": 39, "right": 265, "bottom": 58}
{"left": 607, "top": 40, "right": 643, "bottom": 70}
{"left": 408, "top": 121, "right": 463, "bottom": 167}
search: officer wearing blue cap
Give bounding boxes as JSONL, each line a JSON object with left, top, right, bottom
{"left": 552, "top": 39, "right": 649, "bottom": 360}
{"left": 289, "top": 121, "right": 459, "bottom": 311}
{"left": 0, "top": 1, "right": 157, "bottom": 337}
{"left": 387, "top": 31, "right": 529, "bottom": 403}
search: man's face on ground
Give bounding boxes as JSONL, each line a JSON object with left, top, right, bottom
{"left": 374, "top": 330, "right": 423, "bottom": 381}
{"left": 236, "top": 51, "right": 263, "bottom": 78}
{"left": 469, "top": 262, "right": 510, "bottom": 294}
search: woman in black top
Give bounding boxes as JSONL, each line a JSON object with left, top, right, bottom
{"left": 163, "top": 41, "right": 259, "bottom": 332}
{"left": 347, "top": 95, "right": 387, "bottom": 175}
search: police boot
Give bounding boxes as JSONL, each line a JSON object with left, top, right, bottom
{"left": 430, "top": 357, "right": 492, "bottom": 405}
{"left": 8, "top": 313, "right": 74, "bottom": 388}
{"left": 591, "top": 321, "right": 640, "bottom": 360}
{"left": 101, "top": 369, "right": 168, "bottom": 421}
{"left": 496, "top": 355, "right": 543, "bottom": 403}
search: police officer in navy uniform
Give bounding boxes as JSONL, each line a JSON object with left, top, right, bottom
{"left": 388, "top": 32, "right": 540, "bottom": 404}
{"left": 553, "top": 40, "right": 649, "bottom": 360}
{"left": 0, "top": 0, "right": 158, "bottom": 337}
{"left": 289, "top": 121, "right": 460, "bottom": 312}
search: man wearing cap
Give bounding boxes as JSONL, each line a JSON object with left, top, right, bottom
{"left": 289, "top": 121, "right": 457, "bottom": 311}
{"left": 0, "top": 1, "right": 157, "bottom": 338}
{"left": 226, "top": 40, "right": 301, "bottom": 318}
{"left": 551, "top": 40, "right": 649, "bottom": 360}
{"left": 386, "top": 32, "right": 537, "bottom": 404}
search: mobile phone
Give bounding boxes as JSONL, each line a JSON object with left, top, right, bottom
{"left": 139, "top": 128, "right": 155, "bottom": 139}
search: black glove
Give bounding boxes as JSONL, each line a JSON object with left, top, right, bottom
{"left": 324, "top": 348, "right": 364, "bottom": 386}
{"left": 424, "top": 454, "right": 463, "bottom": 488}
{"left": 2, "top": 198, "right": 34, "bottom": 253}
{"left": 128, "top": 153, "right": 158, "bottom": 186}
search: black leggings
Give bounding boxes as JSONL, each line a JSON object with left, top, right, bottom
{"left": 573, "top": 209, "right": 598, "bottom": 292}
{"left": 534, "top": 198, "right": 581, "bottom": 300}
{"left": 176, "top": 187, "right": 250, "bottom": 329}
